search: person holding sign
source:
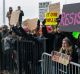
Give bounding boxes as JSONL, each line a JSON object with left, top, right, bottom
{"left": 59, "top": 37, "right": 78, "bottom": 74}
{"left": 60, "top": 37, "right": 72, "bottom": 55}
{"left": 17, "top": 6, "right": 24, "bottom": 27}
{"left": 60, "top": 37, "right": 78, "bottom": 62}
{"left": 6, "top": 7, "right": 13, "bottom": 26}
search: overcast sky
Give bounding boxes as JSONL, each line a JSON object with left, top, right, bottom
{"left": 0, "top": 0, "right": 80, "bottom": 25}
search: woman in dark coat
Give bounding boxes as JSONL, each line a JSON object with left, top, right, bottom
{"left": 59, "top": 37, "right": 78, "bottom": 74}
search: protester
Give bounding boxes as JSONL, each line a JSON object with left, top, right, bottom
{"left": 76, "top": 34, "right": 80, "bottom": 63}
{"left": 6, "top": 7, "right": 13, "bottom": 26}
{"left": 59, "top": 37, "right": 78, "bottom": 62}
{"left": 1, "top": 5, "right": 80, "bottom": 74}
{"left": 2, "top": 31, "right": 13, "bottom": 74}
{"left": 36, "top": 19, "right": 40, "bottom": 32}
{"left": 11, "top": 30, "right": 18, "bottom": 72}
{"left": 53, "top": 27, "right": 65, "bottom": 51}
{"left": 17, "top": 6, "right": 24, "bottom": 27}
{"left": 2, "top": 25, "right": 9, "bottom": 38}
{"left": 1, "top": 29, "right": 18, "bottom": 74}
{"left": 59, "top": 37, "right": 78, "bottom": 74}
{"left": 42, "top": 19, "right": 54, "bottom": 53}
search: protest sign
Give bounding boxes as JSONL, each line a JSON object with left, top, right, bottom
{"left": 45, "top": 12, "right": 58, "bottom": 25}
{"left": 52, "top": 51, "right": 70, "bottom": 65}
{"left": 10, "top": 10, "right": 20, "bottom": 26}
{"left": 39, "top": 2, "right": 50, "bottom": 21}
{"left": 59, "top": 3, "right": 80, "bottom": 32}
{"left": 49, "top": 2, "right": 60, "bottom": 16}
{"left": 45, "top": 2, "right": 60, "bottom": 26}
{"left": 23, "top": 18, "right": 38, "bottom": 31}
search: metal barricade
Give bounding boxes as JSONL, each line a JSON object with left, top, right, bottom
{"left": 41, "top": 52, "right": 80, "bottom": 74}
{"left": 17, "top": 38, "right": 47, "bottom": 74}
{"left": 0, "top": 39, "right": 18, "bottom": 74}
{"left": 0, "top": 37, "right": 47, "bottom": 74}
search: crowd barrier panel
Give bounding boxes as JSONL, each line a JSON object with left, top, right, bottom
{"left": 1, "top": 37, "right": 47, "bottom": 74}
{"left": 16, "top": 38, "right": 47, "bottom": 74}
{"left": 41, "top": 52, "right": 80, "bottom": 74}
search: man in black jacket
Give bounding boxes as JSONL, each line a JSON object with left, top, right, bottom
{"left": 17, "top": 6, "right": 24, "bottom": 27}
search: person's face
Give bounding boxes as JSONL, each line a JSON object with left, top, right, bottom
{"left": 12, "top": 32, "right": 16, "bottom": 36}
{"left": 9, "top": 7, "right": 12, "bottom": 11}
{"left": 62, "top": 40, "right": 69, "bottom": 49}
{"left": 18, "top": 6, "right": 21, "bottom": 10}
{"left": 57, "top": 28, "right": 61, "bottom": 33}
{"left": 39, "top": 31, "right": 42, "bottom": 36}
{"left": 2, "top": 27, "right": 6, "bottom": 32}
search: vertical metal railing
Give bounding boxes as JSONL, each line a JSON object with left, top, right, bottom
{"left": 41, "top": 52, "right": 80, "bottom": 74}
{"left": 17, "top": 40, "right": 34, "bottom": 74}
{"left": 1, "top": 37, "right": 47, "bottom": 74}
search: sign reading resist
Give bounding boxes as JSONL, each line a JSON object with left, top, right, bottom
{"left": 59, "top": 3, "right": 80, "bottom": 32}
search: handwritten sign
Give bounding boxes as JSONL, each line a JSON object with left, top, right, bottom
{"left": 45, "top": 12, "right": 58, "bottom": 25}
{"left": 23, "top": 18, "right": 38, "bottom": 31}
{"left": 59, "top": 3, "right": 80, "bottom": 32}
{"left": 10, "top": 10, "right": 20, "bottom": 26}
{"left": 49, "top": 2, "right": 60, "bottom": 17}
{"left": 52, "top": 51, "right": 70, "bottom": 65}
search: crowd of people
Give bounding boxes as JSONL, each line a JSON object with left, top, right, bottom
{"left": 6, "top": 6, "right": 24, "bottom": 28}
{"left": 0, "top": 20, "right": 80, "bottom": 74}
{"left": 0, "top": 6, "right": 80, "bottom": 74}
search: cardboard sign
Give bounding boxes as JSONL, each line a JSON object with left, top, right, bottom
{"left": 23, "top": 18, "right": 38, "bottom": 31}
{"left": 49, "top": 2, "right": 60, "bottom": 17}
{"left": 45, "top": 12, "right": 58, "bottom": 25}
{"left": 59, "top": 3, "right": 80, "bottom": 32}
{"left": 52, "top": 51, "right": 70, "bottom": 65}
{"left": 10, "top": 10, "right": 20, "bottom": 26}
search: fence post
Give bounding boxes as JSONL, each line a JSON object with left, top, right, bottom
{"left": 17, "top": 40, "right": 22, "bottom": 74}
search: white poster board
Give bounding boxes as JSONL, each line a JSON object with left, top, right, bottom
{"left": 23, "top": 18, "right": 38, "bottom": 31}
{"left": 52, "top": 51, "right": 70, "bottom": 65}
{"left": 49, "top": 2, "right": 60, "bottom": 16}
{"left": 10, "top": 10, "right": 20, "bottom": 26}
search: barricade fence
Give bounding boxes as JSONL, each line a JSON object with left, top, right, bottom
{"left": 1, "top": 37, "right": 80, "bottom": 74}
{"left": 17, "top": 40, "right": 34, "bottom": 74}
{"left": 0, "top": 37, "right": 46, "bottom": 74}
{"left": 16, "top": 38, "right": 47, "bottom": 74}
{"left": 41, "top": 52, "right": 80, "bottom": 74}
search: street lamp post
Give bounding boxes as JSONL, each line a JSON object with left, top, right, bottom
{"left": 3, "top": 0, "right": 5, "bottom": 25}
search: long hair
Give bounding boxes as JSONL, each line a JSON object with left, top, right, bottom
{"left": 60, "top": 37, "right": 73, "bottom": 55}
